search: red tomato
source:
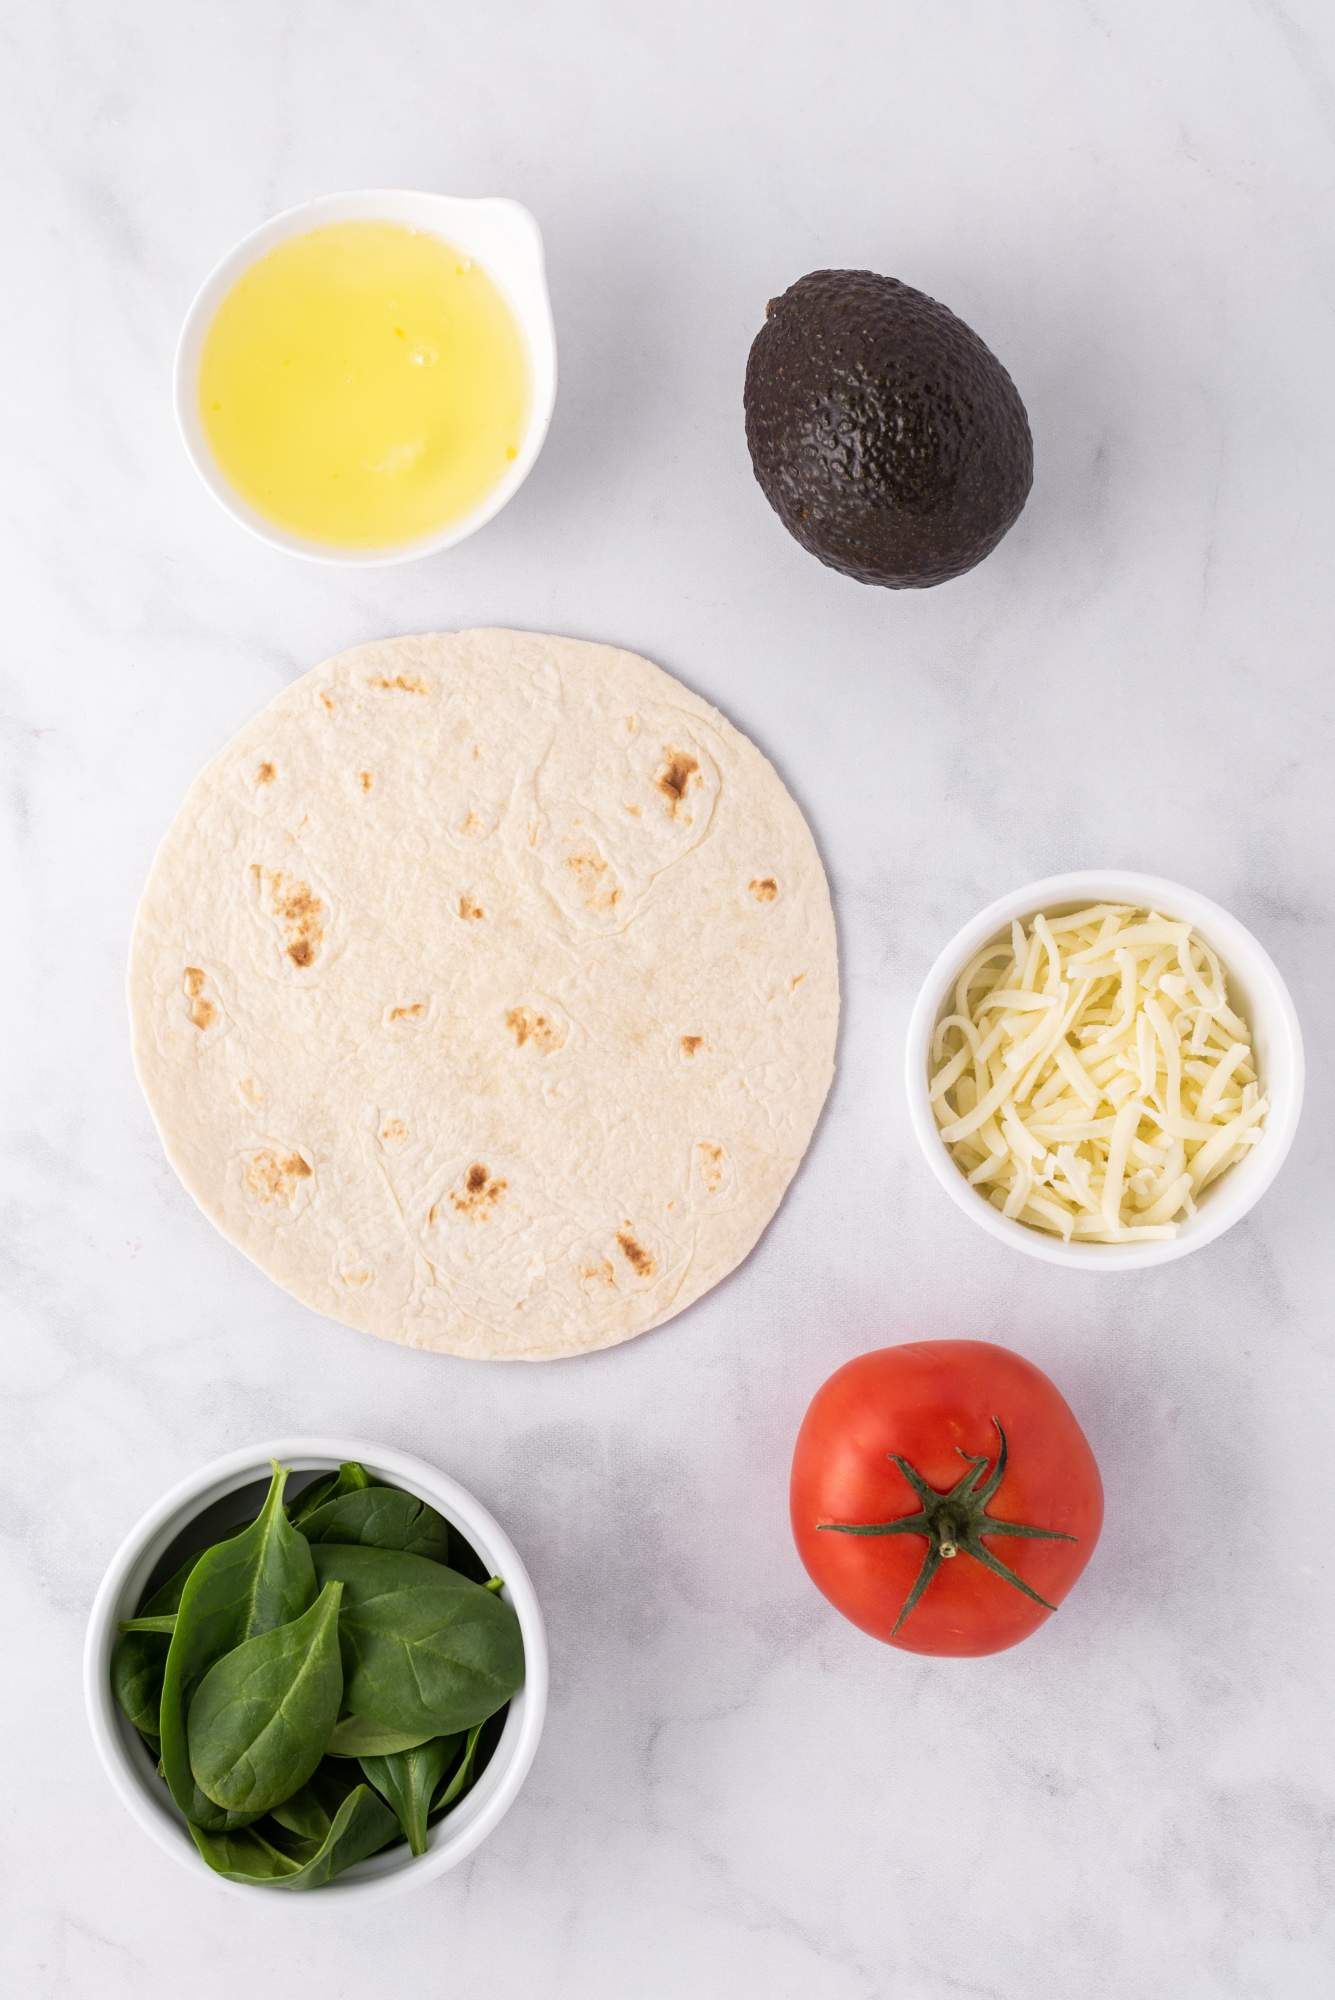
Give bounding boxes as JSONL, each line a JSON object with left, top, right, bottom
{"left": 790, "top": 1340, "right": 1102, "bottom": 1656}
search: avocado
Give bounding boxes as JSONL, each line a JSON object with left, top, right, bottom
{"left": 743, "top": 270, "right": 1033, "bottom": 589}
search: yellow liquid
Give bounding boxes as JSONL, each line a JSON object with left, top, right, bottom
{"left": 198, "top": 221, "right": 530, "bottom": 548}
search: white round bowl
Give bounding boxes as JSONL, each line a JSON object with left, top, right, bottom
{"left": 905, "top": 871, "right": 1305, "bottom": 1270}
{"left": 84, "top": 1437, "right": 547, "bottom": 1905}
{"left": 174, "top": 189, "right": 558, "bottom": 565}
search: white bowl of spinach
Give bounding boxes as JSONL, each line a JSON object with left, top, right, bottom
{"left": 84, "top": 1439, "right": 546, "bottom": 1899}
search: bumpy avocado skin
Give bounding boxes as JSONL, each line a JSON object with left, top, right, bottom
{"left": 743, "top": 270, "right": 1033, "bottom": 588}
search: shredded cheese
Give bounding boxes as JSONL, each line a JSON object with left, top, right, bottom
{"left": 928, "top": 904, "right": 1266, "bottom": 1243}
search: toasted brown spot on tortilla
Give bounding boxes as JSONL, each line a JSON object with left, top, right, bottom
{"left": 616, "top": 1228, "right": 655, "bottom": 1278}
{"left": 460, "top": 810, "right": 482, "bottom": 836}
{"left": 565, "top": 848, "right": 621, "bottom": 913}
{"left": 318, "top": 691, "right": 335, "bottom": 713}
{"left": 697, "top": 1142, "right": 727, "bottom": 1194}
{"left": 279, "top": 883, "right": 320, "bottom": 922}
{"left": 458, "top": 894, "right": 485, "bottom": 921}
{"left": 656, "top": 749, "right": 699, "bottom": 815}
{"left": 789, "top": 971, "right": 806, "bottom": 990}
{"left": 380, "top": 1118, "right": 408, "bottom": 1142}
{"left": 255, "top": 761, "right": 276, "bottom": 785}
{"left": 625, "top": 802, "right": 642, "bottom": 817}
{"left": 388, "top": 1002, "right": 425, "bottom": 1022}
{"left": 340, "top": 1267, "right": 371, "bottom": 1289}
{"left": 182, "top": 967, "right": 216, "bottom": 1028}
{"left": 680, "top": 1035, "right": 703, "bottom": 1057}
{"left": 506, "top": 1006, "right": 565, "bottom": 1054}
{"left": 359, "top": 770, "right": 373, "bottom": 792}
{"left": 750, "top": 877, "right": 778, "bottom": 902}
{"left": 242, "top": 1147, "right": 312, "bottom": 1205}
{"left": 449, "top": 1163, "right": 508, "bottom": 1218}
{"left": 254, "top": 867, "right": 325, "bottom": 969}
{"left": 581, "top": 1259, "right": 616, "bottom": 1288}
{"left": 371, "top": 673, "right": 428, "bottom": 694}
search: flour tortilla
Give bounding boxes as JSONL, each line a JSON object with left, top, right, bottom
{"left": 129, "top": 631, "right": 838, "bottom": 1359}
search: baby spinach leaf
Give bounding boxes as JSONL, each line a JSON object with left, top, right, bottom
{"left": 288, "top": 1475, "right": 336, "bottom": 1524}
{"left": 360, "top": 1734, "right": 461, "bottom": 1857}
{"left": 431, "top": 1720, "right": 486, "bottom": 1818}
{"left": 188, "top": 1818, "right": 310, "bottom": 1882}
{"left": 142, "top": 1551, "right": 205, "bottom": 1610}
{"left": 187, "top": 1581, "right": 344, "bottom": 1814}
{"left": 325, "top": 1714, "right": 438, "bottom": 1758}
{"left": 310, "top": 1543, "right": 524, "bottom": 1739}
{"left": 189, "top": 1783, "right": 398, "bottom": 1890}
{"left": 118, "top": 1612, "right": 178, "bottom": 1635}
{"left": 296, "top": 1485, "right": 451, "bottom": 1565}
{"left": 112, "top": 1645, "right": 168, "bottom": 1744}
{"left": 289, "top": 1462, "right": 372, "bottom": 1526}
{"left": 110, "top": 1551, "right": 202, "bottom": 1742}
{"left": 160, "top": 1463, "right": 316, "bottom": 1830}
{"left": 270, "top": 1758, "right": 359, "bottom": 1843}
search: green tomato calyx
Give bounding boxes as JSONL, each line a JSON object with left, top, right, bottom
{"left": 816, "top": 1418, "right": 1075, "bottom": 1636}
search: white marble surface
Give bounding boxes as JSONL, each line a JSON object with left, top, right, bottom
{"left": 4, "top": 3, "right": 1335, "bottom": 1995}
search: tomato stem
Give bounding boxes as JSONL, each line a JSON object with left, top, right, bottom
{"left": 816, "top": 1418, "right": 1076, "bottom": 1637}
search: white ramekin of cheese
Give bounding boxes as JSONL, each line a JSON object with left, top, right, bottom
{"left": 905, "top": 872, "right": 1304, "bottom": 1270}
